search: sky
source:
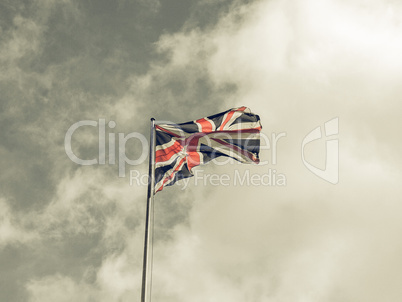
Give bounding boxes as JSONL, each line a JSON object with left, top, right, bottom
{"left": 1, "top": 0, "right": 402, "bottom": 301}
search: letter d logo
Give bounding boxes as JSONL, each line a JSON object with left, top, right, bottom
{"left": 301, "top": 118, "right": 339, "bottom": 184}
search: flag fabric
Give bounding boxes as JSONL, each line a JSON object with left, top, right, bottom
{"left": 154, "top": 106, "right": 262, "bottom": 193}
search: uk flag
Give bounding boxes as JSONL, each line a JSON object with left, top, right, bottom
{"left": 154, "top": 106, "right": 262, "bottom": 193}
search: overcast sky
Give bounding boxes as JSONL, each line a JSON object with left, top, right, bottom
{"left": 1, "top": 0, "right": 402, "bottom": 301}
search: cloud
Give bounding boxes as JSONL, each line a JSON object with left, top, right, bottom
{"left": 133, "top": 0, "right": 402, "bottom": 301}
{"left": 26, "top": 274, "right": 98, "bottom": 302}
{"left": 0, "top": 198, "right": 38, "bottom": 248}
{"left": 2, "top": 0, "right": 402, "bottom": 301}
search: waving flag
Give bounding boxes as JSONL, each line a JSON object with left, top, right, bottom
{"left": 154, "top": 106, "right": 262, "bottom": 192}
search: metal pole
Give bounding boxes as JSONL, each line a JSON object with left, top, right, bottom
{"left": 141, "top": 118, "right": 156, "bottom": 302}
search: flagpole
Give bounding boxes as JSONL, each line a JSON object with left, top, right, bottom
{"left": 141, "top": 118, "right": 156, "bottom": 302}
